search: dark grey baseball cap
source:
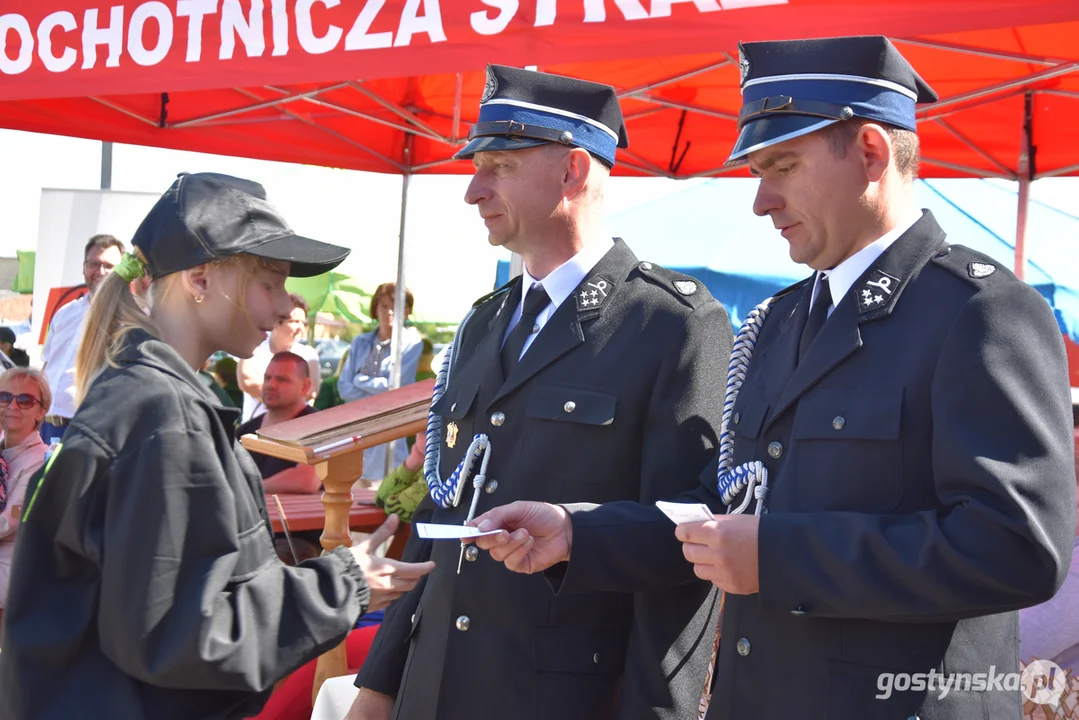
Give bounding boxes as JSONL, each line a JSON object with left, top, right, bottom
{"left": 132, "top": 172, "right": 350, "bottom": 278}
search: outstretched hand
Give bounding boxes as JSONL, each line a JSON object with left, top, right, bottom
{"left": 350, "top": 514, "right": 436, "bottom": 611}
{"left": 467, "top": 501, "right": 573, "bottom": 574}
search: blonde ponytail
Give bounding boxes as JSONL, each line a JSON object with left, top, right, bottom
{"left": 74, "top": 254, "right": 159, "bottom": 405}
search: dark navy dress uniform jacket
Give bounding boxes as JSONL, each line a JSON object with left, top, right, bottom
{"left": 357, "top": 239, "right": 735, "bottom": 720}
{"left": 552, "top": 212, "right": 1077, "bottom": 720}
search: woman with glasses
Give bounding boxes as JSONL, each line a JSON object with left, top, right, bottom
{"left": 337, "top": 283, "right": 424, "bottom": 481}
{"left": 0, "top": 368, "right": 49, "bottom": 616}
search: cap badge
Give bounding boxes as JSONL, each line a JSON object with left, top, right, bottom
{"left": 481, "top": 68, "right": 498, "bottom": 103}
{"left": 968, "top": 262, "right": 996, "bottom": 279}
{"left": 675, "top": 280, "right": 697, "bottom": 296}
{"left": 576, "top": 275, "right": 612, "bottom": 312}
{"left": 738, "top": 47, "right": 750, "bottom": 85}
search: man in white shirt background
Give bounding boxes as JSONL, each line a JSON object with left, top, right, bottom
{"left": 40, "top": 234, "right": 124, "bottom": 444}
{"left": 237, "top": 293, "right": 320, "bottom": 423}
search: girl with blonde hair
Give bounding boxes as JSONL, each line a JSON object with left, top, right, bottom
{"left": 0, "top": 173, "right": 433, "bottom": 720}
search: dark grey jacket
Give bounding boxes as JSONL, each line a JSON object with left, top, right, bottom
{"left": 549, "top": 212, "right": 1077, "bottom": 720}
{"left": 357, "top": 239, "right": 734, "bottom": 720}
{"left": 0, "top": 329, "right": 368, "bottom": 720}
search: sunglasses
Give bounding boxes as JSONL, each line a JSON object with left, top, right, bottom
{"left": 0, "top": 392, "right": 42, "bottom": 410}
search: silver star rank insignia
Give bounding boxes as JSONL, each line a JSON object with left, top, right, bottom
{"left": 858, "top": 268, "right": 901, "bottom": 314}
{"left": 576, "top": 274, "right": 612, "bottom": 313}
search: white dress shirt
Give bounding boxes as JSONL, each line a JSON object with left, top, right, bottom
{"left": 502, "top": 237, "right": 614, "bottom": 359}
{"left": 810, "top": 211, "right": 923, "bottom": 315}
{"left": 42, "top": 295, "right": 91, "bottom": 419}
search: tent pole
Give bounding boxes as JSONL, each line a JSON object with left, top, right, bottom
{"left": 1015, "top": 177, "right": 1030, "bottom": 280}
{"left": 387, "top": 137, "right": 413, "bottom": 474}
{"left": 1014, "top": 91, "right": 1034, "bottom": 280}
{"left": 100, "top": 142, "right": 113, "bottom": 190}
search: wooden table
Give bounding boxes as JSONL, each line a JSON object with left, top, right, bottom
{"left": 265, "top": 492, "right": 410, "bottom": 560}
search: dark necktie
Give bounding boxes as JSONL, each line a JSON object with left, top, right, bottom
{"left": 500, "top": 283, "right": 551, "bottom": 377}
{"left": 798, "top": 274, "right": 832, "bottom": 363}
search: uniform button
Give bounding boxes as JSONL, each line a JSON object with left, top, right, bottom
{"left": 490, "top": 412, "right": 505, "bottom": 427}
{"left": 464, "top": 545, "right": 480, "bottom": 562}
{"left": 736, "top": 637, "right": 751, "bottom": 656}
{"left": 411, "top": 613, "right": 416, "bottom": 623}
{"left": 485, "top": 479, "right": 499, "bottom": 494}
{"left": 456, "top": 615, "right": 471, "bottom": 632}
{"left": 640, "top": 262, "right": 653, "bottom": 270}
{"left": 593, "top": 653, "right": 602, "bottom": 664}
{"left": 791, "top": 605, "right": 808, "bottom": 616}
{"left": 832, "top": 416, "right": 845, "bottom": 431}
{"left": 532, "top": 324, "right": 540, "bottom": 334}
{"left": 450, "top": 402, "right": 457, "bottom": 412}
{"left": 564, "top": 401, "right": 576, "bottom": 413}
{"left": 733, "top": 412, "right": 740, "bottom": 425}
{"left": 767, "top": 441, "right": 783, "bottom": 459}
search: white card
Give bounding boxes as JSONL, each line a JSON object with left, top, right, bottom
{"left": 415, "top": 523, "right": 505, "bottom": 540}
{"left": 655, "top": 501, "right": 715, "bottom": 524}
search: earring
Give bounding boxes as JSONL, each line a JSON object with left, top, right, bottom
{"left": 194, "top": 294, "right": 205, "bottom": 304}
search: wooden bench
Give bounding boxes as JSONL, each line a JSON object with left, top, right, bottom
{"left": 241, "top": 379, "right": 433, "bottom": 704}
{"left": 265, "top": 492, "right": 410, "bottom": 560}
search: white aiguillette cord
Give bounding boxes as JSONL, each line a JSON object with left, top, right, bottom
{"left": 422, "top": 307, "right": 495, "bottom": 573}
{"left": 699, "top": 296, "right": 775, "bottom": 719}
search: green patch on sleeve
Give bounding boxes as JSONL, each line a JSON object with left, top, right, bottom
{"left": 21, "top": 442, "right": 61, "bottom": 523}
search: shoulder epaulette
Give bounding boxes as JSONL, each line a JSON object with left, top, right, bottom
{"left": 634, "top": 260, "right": 714, "bottom": 308}
{"left": 931, "top": 243, "right": 1016, "bottom": 287}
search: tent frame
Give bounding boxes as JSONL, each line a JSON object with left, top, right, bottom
{"left": 90, "top": 35, "right": 1079, "bottom": 352}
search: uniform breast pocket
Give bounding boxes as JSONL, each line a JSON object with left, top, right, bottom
{"left": 730, "top": 383, "right": 769, "bottom": 446}
{"left": 792, "top": 388, "right": 904, "bottom": 513}
{"left": 430, "top": 382, "right": 480, "bottom": 472}
{"left": 522, "top": 384, "right": 618, "bottom": 500}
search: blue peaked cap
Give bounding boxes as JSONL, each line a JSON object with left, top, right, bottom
{"left": 456, "top": 65, "right": 628, "bottom": 167}
{"left": 728, "top": 36, "right": 938, "bottom": 164}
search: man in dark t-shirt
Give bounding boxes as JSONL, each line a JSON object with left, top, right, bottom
{"left": 235, "top": 351, "right": 321, "bottom": 494}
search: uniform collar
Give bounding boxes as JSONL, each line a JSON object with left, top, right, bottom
{"left": 811, "top": 210, "right": 923, "bottom": 308}
{"left": 521, "top": 236, "right": 615, "bottom": 310}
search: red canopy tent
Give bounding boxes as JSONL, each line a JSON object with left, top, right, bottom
{"left": 3, "top": 0, "right": 1079, "bottom": 378}
{"left": 1, "top": 1, "right": 1077, "bottom": 179}
{"left": 2, "top": 1, "right": 1078, "bottom": 272}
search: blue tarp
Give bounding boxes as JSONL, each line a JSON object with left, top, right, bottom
{"left": 495, "top": 179, "right": 1079, "bottom": 341}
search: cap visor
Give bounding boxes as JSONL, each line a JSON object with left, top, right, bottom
{"left": 726, "top": 116, "right": 838, "bottom": 165}
{"left": 454, "top": 135, "right": 549, "bottom": 160}
{"left": 247, "top": 234, "right": 350, "bottom": 278}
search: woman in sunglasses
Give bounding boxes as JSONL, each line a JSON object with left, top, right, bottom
{"left": 0, "top": 368, "right": 49, "bottom": 618}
